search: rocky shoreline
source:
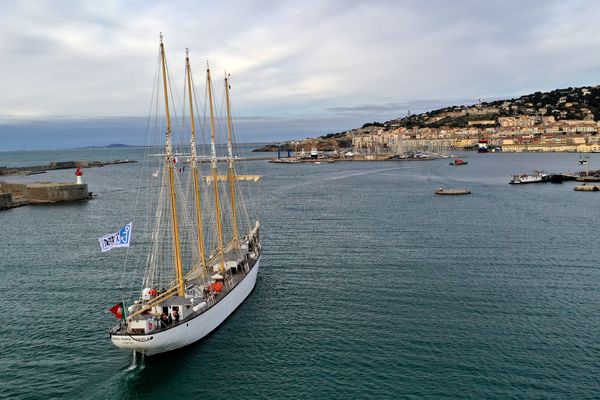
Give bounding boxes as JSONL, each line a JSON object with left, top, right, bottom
{"left": 252, "top": 144, "right": 289, "bottom": 152}
{"left": 253, "top": 136, "right": 352, "bottom": 153}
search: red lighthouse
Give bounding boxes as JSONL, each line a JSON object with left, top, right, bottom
{"left": 75, "top": 167, "right": 83, "bottom": 184}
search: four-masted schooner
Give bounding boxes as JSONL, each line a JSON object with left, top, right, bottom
{"left": 109, "top": 35, "right": 261, "bottom": 356}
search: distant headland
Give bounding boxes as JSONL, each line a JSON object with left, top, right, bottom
{"left": 83, "top": 143, "right": 138, "bottom": 149}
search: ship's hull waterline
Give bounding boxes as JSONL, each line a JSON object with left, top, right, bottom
{"left": 111, "top": 259, "right": 260, "bottom": 356}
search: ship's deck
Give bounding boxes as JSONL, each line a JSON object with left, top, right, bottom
{"left": 111, "top": 246, "right": 260, "bottom": 336}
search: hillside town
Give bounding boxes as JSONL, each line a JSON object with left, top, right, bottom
{"left": 276, "top": 85, "right": 600, "bottom": 154}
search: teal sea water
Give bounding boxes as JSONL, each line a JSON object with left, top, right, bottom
{"left": 1, "top": 147, "right": 600, "bottom": 399}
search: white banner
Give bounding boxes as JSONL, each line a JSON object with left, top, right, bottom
{"left": 99, "top": 223, "right": 132, "bottom": 252}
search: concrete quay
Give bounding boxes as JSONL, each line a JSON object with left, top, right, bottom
{"left": 0, "top": 192, "right": 12, "bottom": 209}
{"left": 0, "top": 182, "right": 91, "bottom": 210}
{"left": 575, "top": 175, "right": 600, "bottom": 182}
{"left": 0, "top": 159, "right": 136, "bottom": 176}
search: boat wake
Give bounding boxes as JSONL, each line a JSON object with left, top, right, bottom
{"left": 321, "top": 167, "right": 403, "bottom": 181}
{"left": 107, "top": 36, "right": 262, "bottom": 357}
{"left": 126, "top": 351, "right": 145, "bottom": 372}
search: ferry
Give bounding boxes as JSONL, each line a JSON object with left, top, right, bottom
{"left": 509, "top": 170, "right": 549, "bottom": 184}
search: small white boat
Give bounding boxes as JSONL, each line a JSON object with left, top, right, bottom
{"left": 509, "top": 170, "right": 549, "bottom": 184}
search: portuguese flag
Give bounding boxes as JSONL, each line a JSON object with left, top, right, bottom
{"left": 109, "top": 302, "right": 125, "bottom": 320}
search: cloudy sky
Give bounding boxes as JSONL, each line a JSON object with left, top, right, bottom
{"left": 2, "top": 0, "right": 600, "bottom": 149}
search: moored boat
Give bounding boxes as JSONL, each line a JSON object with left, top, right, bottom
{"left": 478, "top": 138, "right": 489, "bottom": 153}
{"left": 310, "top": 147, "right": 319, "bottom": 159}
{"left": 509, "top": 170, "right": 549, "bottom": 184}
{"left": 449, "top": 158, "right": 468, "bottom": 166}
{"left": 435, "top": 188, "right": 471, "bottom": 195}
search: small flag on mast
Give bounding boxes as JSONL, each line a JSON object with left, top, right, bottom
{"left": 99, "top": 223, "right": 132, "bottom": 252}
{"left": 109, "top": 302, "right": 125, "bottom": 320}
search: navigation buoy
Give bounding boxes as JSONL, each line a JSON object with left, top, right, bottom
{"left": 75, "top": 167, "right": 83, "bottom": 184}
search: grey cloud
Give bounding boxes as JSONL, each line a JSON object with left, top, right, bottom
{"left": 325, "top": 98, "right": 496, "bottom": 116}
{"left": 2, "top": 0, "right": 600, "bottom": 148}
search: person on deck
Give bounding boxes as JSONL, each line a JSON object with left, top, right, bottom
{"left": 172, "top": 309, "right": 180, "bottom": 324}
{"left": 160, "top": 313, "right": 169, "bottom": 328}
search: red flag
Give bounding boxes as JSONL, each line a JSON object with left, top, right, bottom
{"left": 109, "top": 302, "right": 125, "bottom": 320}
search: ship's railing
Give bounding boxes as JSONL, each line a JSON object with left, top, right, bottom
{"left": 122, "top": 249, "right": 261, "bottom": 336}
{"left": 126, "top": 286, "right": 179, "bottom": 320}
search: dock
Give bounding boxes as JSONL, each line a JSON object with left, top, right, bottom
{"left": 575, "top": 176, "right": 600, "bottom": 182}
{"left": 204, "top": 175, "right": 261, "bottom": 182}
{"left": 267, "top": 153, "right": 439, "bottom": 164}
{"left": 511, "top": 169, "right": 600, "bottom": 184}
{"left": 197, "top": 156, "right": 272, "bottom": 164}
{"left": 269, "top": 157, "right": 338, "bottom": 164}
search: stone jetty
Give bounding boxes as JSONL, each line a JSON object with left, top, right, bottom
{"left": 0, "top": 191, "right": 12, "bottom": 209}
{"left": 0, "top": 182, "right": 91, "bottom": 210}
{"left": 0, "top": 159, "right": 135, "bottom": 176}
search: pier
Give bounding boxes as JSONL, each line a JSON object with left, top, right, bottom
{"left": 268, "top": 153, "right": 439, "bottom": 164}
{"left": 575, "top": 175, "right": 600, "bottom": 182}
{"left": 0, "top": 159, "right": 136, "bottom": 176}
{"left": 509, "top": 169, "right": 600, "bottom": 184}
{"left": 198, "top": 156, "right": 272, "bottom": 163}
{"left": 0, "top": 181, "right": 92, "bottom": 211}
{"left": 550, "top": 169, "right": 600, "bottom": 183}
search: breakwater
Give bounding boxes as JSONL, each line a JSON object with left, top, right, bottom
{"left": 0, "top": 182, "right": 91, "bottom": 210}
{"left": 197, "top": 156, "right": 272, "bottom": 163}
{"left": 0, "top": 159, "right": 136, "bottom": 176}
{"left": 3, "top": 147, "right": 600, "bottom": 399}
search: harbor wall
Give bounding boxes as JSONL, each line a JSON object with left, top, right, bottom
{"left": 26, "top": 183, "right": 89, "bottom": 203}
{"left": 0, "top": 192, "right": 12, "bottom": 208}
{"left": 0, "top": 183, "right": 27, "bottom": 197}
{"left": 0, "top": 182, "right": 89, "bottom": 203}
{"left": 0, "top": 159, "right": 133, "bottom": 176}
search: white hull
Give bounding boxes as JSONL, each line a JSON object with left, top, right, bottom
{"left": 510, "top": 176, "right": 546, "bottom": 184}
{"left": 111, "top": 259, "right": 260, "bottom": 356}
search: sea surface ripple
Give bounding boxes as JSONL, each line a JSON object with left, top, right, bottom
{"left": 0, "top": 148, "right": 599, "bottom": 399}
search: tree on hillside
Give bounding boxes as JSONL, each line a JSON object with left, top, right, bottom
{"left": 361, "top": 121, "right": 384, "bottom": 128}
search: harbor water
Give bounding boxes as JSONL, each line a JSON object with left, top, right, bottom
{"left": 1, "top": 148, "right": 600, "bottom": 399}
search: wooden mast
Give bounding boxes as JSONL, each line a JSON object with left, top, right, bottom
{"left": 224, "top": 72, "right": 239, "bottom": 248}
{"left": 160, "top": 34, "right": 185, "bottom": 297}
{"left": 186, "top": 49, "right": 208, "bottom": 272}
{"left": 207, "top": 64, "right": 226, "bottom": 274}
